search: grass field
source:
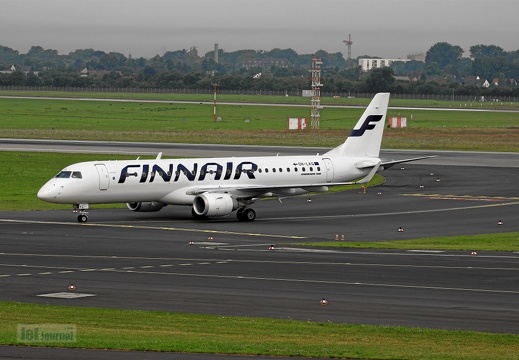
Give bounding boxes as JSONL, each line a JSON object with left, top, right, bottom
{"left": 300, "top": 232, "right": 519, "bottom": 252}
{"left": 1, "top": 93, "right": 518, "bottom": 151}
{"left": 1, "top": 302, "right": 518, "bottom": 359}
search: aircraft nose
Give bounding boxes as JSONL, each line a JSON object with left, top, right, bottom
{"left": 37, "top": 182, "right": 60, "bottom": 202}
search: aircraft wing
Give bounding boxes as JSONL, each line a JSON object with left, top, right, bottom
{"left": 380, "top": 155, "right": 436, "bottom": 170}
{"left": 184, "top": 179, "right": 375, "bottom": 199}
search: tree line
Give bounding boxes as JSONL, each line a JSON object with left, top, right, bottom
{"left": 1, "top": 42, "right": 519, "bottom": 97}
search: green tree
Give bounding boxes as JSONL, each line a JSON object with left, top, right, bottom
{"left": 425, "top": 42, "right": 464, "bottom": 70}
{"left": 470, "top": 45, "right": 505, "bottom": 58}
{"left": 99, "top": 52, "right": 127, "bottom": 70}
{"left": 364, "top": 67, "right": 394, "bottom": 93}
{"left": 25, "top": 72, "right": 42, "bottom": 86}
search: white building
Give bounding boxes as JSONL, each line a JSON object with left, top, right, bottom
{"left": 358, "top": 58, "right": 411, "bottom": 72}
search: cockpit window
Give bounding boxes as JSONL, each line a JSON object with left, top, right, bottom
{"left": 55, "top": 171, "right": 72, "bottom": 178}
{"left": 54, "top": 171, "right": 82, "bottom": 179}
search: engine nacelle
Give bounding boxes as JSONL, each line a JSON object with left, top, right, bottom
{"left": 192, "top": 193, "right": 238, "bottom": 217}
{"left": 126, "top": 202, "right": 165, "bottom": 212}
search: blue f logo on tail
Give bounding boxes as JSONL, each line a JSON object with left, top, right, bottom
{"left": 349, "top": 115, "right": 383, "bottom": 137}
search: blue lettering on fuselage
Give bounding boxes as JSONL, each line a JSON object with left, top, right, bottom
{"left": 199, "top": 162, "right": 223, "bottom": 181}
{"left": 118, "top": 164, "right": 141, "bottom": 183}
{"left": 118, "top": 161, "right": 257, "bottom": 184}
{"left": 233, "top": 161, "right": 258, "bottom": 180}
{"left": 174, "top": 163, "right": 198, "bottom": 182}
{"left": 150, "top": 164, "right": 174, "bottom": 182}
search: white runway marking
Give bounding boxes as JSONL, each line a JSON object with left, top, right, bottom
{"left": 37, "top": 292, "right": 96, "bottom": 299}
{"left": 0, "top": 218, "right": 305, "bottom": 239}
{"left": 260, "top": 201, "right": 519, "bottom": 221}
{"left": 96, "top": 267, "right": 519, "bottom": 295}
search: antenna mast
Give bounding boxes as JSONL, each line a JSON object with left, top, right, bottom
{"left": 343, "top": 34, "right": 353, "bottom": 67}
{"left": 310, "top": 58, "right": 323, "bottom": 130}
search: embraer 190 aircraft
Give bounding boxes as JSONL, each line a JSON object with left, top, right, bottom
{"left": 38, "top": 93, "right": 430, "bottom": 222}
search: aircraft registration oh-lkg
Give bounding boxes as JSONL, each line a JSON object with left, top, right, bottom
{"left": 38, "top": 93, "right": 433, "bottom": 222}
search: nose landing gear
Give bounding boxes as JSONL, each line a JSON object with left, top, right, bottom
{"left": 73, "top": 203, "right": 89, "bottom": 223}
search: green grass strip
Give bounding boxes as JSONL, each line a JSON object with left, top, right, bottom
{"left": 300, "top": 232, "right": 519, "bottom": 252}
{"left": 1, "top": 302, "right": 518, "bottom": 359}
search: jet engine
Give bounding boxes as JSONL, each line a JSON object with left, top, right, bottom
{"left": 126, "top": 202, "right": 165, "bottom": 212}
{"left": 192, "top": 193, "right": 238, "bottom": 217}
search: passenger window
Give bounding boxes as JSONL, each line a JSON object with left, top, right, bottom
{"left": 287, "top": 168, "right": 290, "bottom": 172}
{"left": 258, "top": 169, "right": 262, "bottom": 173}
{"left": 279, "top": 168, "right": 282, "bottom": 172}
{"left": 273, "top": 168, "right": 276, "bottom": 173}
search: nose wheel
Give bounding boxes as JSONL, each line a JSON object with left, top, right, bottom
{"left": 73, "top": 203, "right": 90, "bottom": 223}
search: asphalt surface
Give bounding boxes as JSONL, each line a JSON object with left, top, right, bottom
{"left": 0, "top": 142, "right": 518, "bottom": 359}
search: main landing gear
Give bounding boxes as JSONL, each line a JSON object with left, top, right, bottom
{"left": 73, "top": 203, "right": 89, "bottom": 223}
{"left": 237, "top": 207, "right": 256, "bottom": 222}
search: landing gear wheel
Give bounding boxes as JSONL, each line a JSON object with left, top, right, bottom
{"left": 238, "top": 208, "right": 256, "bottom": 221}
{"left": 77, "top": 214, "right": 88, "bottom": 223}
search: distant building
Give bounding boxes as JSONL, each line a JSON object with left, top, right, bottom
{"left": 358, "top": 58, "right": 411, "bottom": 72}
{"left": 240, "top": 58, "right": 290, "bottom": 69}
{"left": 407, "top": 53, "right": 426, "bottom": 62}
{"left": 462, "top": 76, "right": 494, "bottom": 88}
{"left": 79, "top": 68, "right": 121, "bottom": 78}
{"left": 0, "top": 65, "right": 39, "bottom": 76}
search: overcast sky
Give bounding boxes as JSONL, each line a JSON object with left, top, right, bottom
{"left": 1, "top": 0, "right": 518, "bottom": 59}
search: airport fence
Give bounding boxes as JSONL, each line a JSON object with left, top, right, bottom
{"left": 0, "top": 86, "right": 517, "bottom": 103}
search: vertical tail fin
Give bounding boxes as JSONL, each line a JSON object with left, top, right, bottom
{"left": 325, "top": 93, "right": 390, "bottom": 158}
